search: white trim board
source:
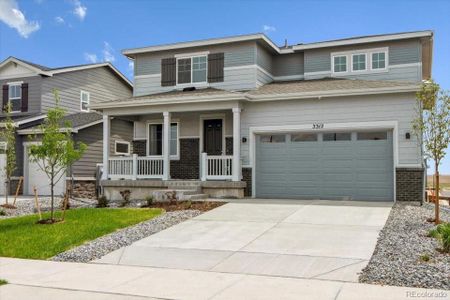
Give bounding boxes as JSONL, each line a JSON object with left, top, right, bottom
{"left": 247, "top": 120, "right": 399, "bottom": 201}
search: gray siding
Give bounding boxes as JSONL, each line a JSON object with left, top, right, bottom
{"left": 256, "top": 45, "right": 273, "bottom": 74}
{"left": 240, "top": 93, "right": 421, "bottom": 167}
{"left": 273, "top": 53, "right": 305, "bottom": 77}
{"left": 72, "top": 118, "right": 133, "bottom": 178}
{"left": 134, "top": 42, "right": 257, "bottom": 96}
{"left": 304, "top": 39, "right": 422, "bottom": 81}
{"left": 41, "top": 67, "right": 132, "bottom": 114}
{"left": 0, "top": 75, "right": 42, "bottom": 117}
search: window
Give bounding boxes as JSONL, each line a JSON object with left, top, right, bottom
{"left": 8, "top": 84, "right": 21, "bottom": 112}
{"left": 352, "top": 54, "right": 366, "bottom": 71}
{"left": 80, "top": 91, "right": 90, "bottom": 112}
{"left": 177, "top": 55, "right": 207, "bottom": 85}
{"left": 357, "top": 132, "right": 387, "bottom": 141}
{"left": 115, "top": 141, "right": 130, "bottom": 155}
{"left": 372, "top": 52, "right": 386, "bottom": 70}
{"left": 333, "top": 56, "right": 347, "bottom": 73}
{"left": 291, "top": 133, "right": 317, "bottom": 142}
{"left": 148, "top": 123, "right": 178, "bottom": 157}
{"left": 260, "top": 135, "right": 286, "bottom": 143}
{"left": 323, "top": 132, "right": 352, "bottom": 141}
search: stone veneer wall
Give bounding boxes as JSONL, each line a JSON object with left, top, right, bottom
{"left": 71, "top": 180, "right": 97, "bottom": 199}
{"left": 242, "top": 167, "right": 252, "bottom": 197}
{"left": 396, "top": 168, "right": 424, "bottom": 202}
{"left": 225, "top": 137, "right": 233, "bottom": 155}
{"left": 132, "top": 140, "right": 147, "bottom": 156}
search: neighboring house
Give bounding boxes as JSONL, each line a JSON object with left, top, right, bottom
{"left": 92, "top": 30, "right": 433, "bottom": 202}
{"left": 0, "top": 57, "right": 133, "bottom": 197}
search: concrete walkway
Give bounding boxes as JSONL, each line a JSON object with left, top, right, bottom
{"left": 1, "top": 200, "right": 449, "bottom": 299}
{"left": 96, "top": 200, "right": 392, "bottom": 282}
{"left": 0, "top": 257, "right": 448, "bottom": 299}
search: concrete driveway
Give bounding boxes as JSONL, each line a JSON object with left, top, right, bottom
{"left": 96, "top": 199, "right": 392, "bottom": 282}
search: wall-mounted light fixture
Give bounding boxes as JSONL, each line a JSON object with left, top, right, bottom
{"left": 242, "top": 137, "right": 247, "bottom": 143}
{"left": 405, "top": 132, "right": 411, "bottom": 140}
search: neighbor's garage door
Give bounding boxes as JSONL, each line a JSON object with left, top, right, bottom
{"left": 255, "top": 131, "right": 393, "bottom": 201}
{"left": 25, "top": 145, "right": 65, "bottom": 196}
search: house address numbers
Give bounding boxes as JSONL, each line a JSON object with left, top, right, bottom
{"left": 312, "top": 123, "right": 324, "bottom": 129}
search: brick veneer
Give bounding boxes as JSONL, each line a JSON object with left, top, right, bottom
{"left": 171, "top": 138, "right": 200, "bottom": 179}
{"left": 225, "top": 137, "right": 233, "bottom": 155}
{"left": 396, "top": 167, "right": 424, "bottom": 202}
{"left": 242, "top": 167, "right": 252, "bottom": 197}
{"left": 132, "top": 140, "right": 146, "bottom": 156}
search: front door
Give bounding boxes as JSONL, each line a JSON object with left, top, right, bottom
{"left": 204, "top": 119, "right": 223, "bottom": 155}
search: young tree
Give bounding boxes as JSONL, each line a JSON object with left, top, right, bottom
{"left": 29, "top": 90, "right": 86, "bottom": 222}
{"left": 0, "top": 102, "right": 17, "bottom": 206}
{"left": 412, "top": 80, "right": 450, "bottom": 224}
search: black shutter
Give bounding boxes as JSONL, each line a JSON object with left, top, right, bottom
{"left": 161, "top": 58, "right": 176, "bottom": 86}
{"left": 2, "top": 85, "right": 8, "bottom": 112}
{"left": 208, "top": 53, "right": 224, "bottom": 83}
{"left": 21, "top": 83, "right": 28, "bottom": 112}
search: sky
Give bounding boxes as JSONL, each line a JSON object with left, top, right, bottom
{"left": 0, "top": 0, "right": 449, "bottom": 174}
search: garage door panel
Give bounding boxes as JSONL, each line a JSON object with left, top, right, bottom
{"left": 256, "top": 131, "right": 393, "bottom": 201}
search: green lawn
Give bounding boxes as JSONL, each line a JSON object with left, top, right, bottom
{"left": 0, "top": 208, "right": 162, "bottom": 259}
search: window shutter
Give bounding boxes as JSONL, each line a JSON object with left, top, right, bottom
{"left": 21, "top": 83, "right": 28, "bottom": 112}
{"left": 2, "top": 85, "right": 8, "bottom": 112}
{"left": 161, "top": 58, "right": 176, "bottom": 86}
{"left": 208, "top": 53, "right": 224, "bottom": 83}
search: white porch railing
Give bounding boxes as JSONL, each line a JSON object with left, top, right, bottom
{"left": 108, "top": 154, "right": 164, "bottom": 180}
{"left": 200, "top": 153, "right": 233, "bottom": 180}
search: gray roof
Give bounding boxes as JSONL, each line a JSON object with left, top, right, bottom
{"left": 246, "top": 78, "right": 419, "bottom": 96}
{"left": 60, "top": 112, "right": 103, "bottom": 128}
{"left": 0, "top": 112, "right": 42, "bottom": 123}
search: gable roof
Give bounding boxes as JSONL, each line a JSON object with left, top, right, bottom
{"left": 0, "top": 56, "right": 132, "bottom": 88}
{"left": 122, "top": 30, "right": 433, "bottom": 57}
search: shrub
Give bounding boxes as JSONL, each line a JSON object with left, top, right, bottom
{"left": 428, "top": 223, "right": 450, "bottom": 252}
{"left": 0, "top": 209, "right": 6, "bottom": 216}
{"left": 0, "top": 279, "right": 7, "bottom": 286}
{"left": 145, "top": 195, "right": 154, "bottom": 207}
{"left": 119, "top": 190, "right": 131, "bottom": 207}
{"left": 183, "top": 200, "right": 192, "bottom": 209}
{"left": 419, "top": 254, "right": 430, "bottom": 262}
{"left": 97, "top": 195, "right": 108, "bottom": 208}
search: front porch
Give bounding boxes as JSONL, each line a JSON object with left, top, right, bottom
{"left": 100, "top": 103, "right": 247, "bottom": 199}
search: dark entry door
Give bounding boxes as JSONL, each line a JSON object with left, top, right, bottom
{"left": 204, "top": 119, "right": 223, "bottom": 155}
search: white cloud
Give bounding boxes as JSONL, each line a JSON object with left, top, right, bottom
{"left": 102, "top": 41, "right": 115, "bottom": 62}
{"left": 55, "top": 16, "right": 64, "bottom": 24}
{"left": 263, "top": 25, "right": 276, "bottom": 33}
{"left": 72, "top": 0, "right": 87, "bottom": 21}
{"left": 128, "top": 61, "right": 134, "bottom": 75}
{"left": 84, "top": 53, "right": 97, "bottom": 63}
{"left": 0, "top": 0, "right": 40, "bottom": 38}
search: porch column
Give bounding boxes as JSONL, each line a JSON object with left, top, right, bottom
{"left": 163, "top": 111, "right": 171, "bottom": 180}
{"left": 101, "top": 114, "right": 110, "bottom": 180}
{"left": 232, "top": 107, "right": 241, "bottom": 182}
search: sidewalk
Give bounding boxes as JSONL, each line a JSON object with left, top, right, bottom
{"left": 0, "top": 258, "right": 448, "bottom": 300}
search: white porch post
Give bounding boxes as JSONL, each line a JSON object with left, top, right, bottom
{"left": 162, "top": 111, "right": 171, "bottom": 180}
{"left": 232, "top": 107, "right": 241, "bottom": 182}
{"left": 101, "top": 114, "right": 110, "bottom": 180}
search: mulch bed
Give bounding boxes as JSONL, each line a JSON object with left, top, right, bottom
{"left": 146, "top": 201, "right": 225, "bottom": 212}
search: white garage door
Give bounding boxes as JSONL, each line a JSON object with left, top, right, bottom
{"left": 25, "top": 146, "right": 65, "bottom": 196}
{"left": 255, "top": 131, "right": 394, "bottom": 201}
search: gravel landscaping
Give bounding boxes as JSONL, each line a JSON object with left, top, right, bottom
{"left": 50, "top": 210, "right": 201, "bottom": 263}
{"left": 0, "top": 197, "right": 96, "bottom": 219}
{"left": 359, "top": 202, "right": 450, "bottom": 290}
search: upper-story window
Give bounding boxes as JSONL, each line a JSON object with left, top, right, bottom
{"left": 80, "top": 91, "right": 90, "bottom": 112}
{"left": 371, "top": 52, "right": 386, "bottom": 70}
{"left": 331, "top": 47, "right": 388, "bottom": 75}
{"left": 8, "top": 83, "right": 22, "bottom": 112}
{"left": 333, "top": 56, "right": 347, "bottom": 73}
{"left": 176, "top": 55, "right": 207, "bottom": 85}
{"left": 352, "top": 54, "right": 366, "bottom": 71}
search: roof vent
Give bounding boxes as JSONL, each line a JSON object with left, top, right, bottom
{"left": 183, "top": 87, "right": 196, "bottom": 92}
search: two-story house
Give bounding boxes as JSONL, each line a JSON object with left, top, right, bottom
{"left": 92, "top": 30, "right": 433, "bottom": 202}
{"left": 0, "top": 57, "right": 133, "bottom": 198}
